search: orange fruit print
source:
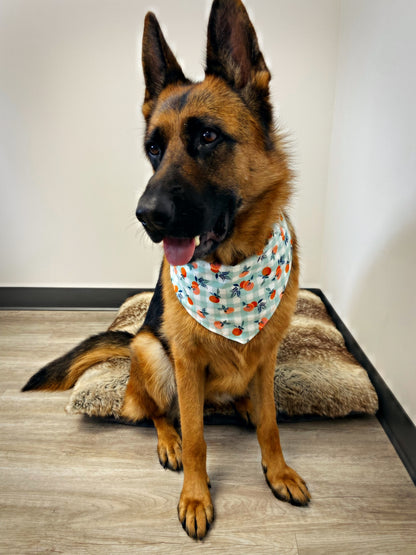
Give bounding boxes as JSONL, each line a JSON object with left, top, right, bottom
{"left": 258, "top": 317, "right": 268, "bottom": 330}
{"left": 239, "top": 266, "right": 250, "bottom": 278}
{"left": 191, "top": 281, "right": 200, "bottom": 294}
{"left": 240, "top": 280, "right": 254, "bottom": 291}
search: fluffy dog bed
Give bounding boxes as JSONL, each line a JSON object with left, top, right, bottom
{"left": 65, "top": 289, "right": 378, "bottom": 420}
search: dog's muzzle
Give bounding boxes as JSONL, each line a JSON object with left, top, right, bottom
{"left": 136, "top": 182, "right": 240, "bottom": 265}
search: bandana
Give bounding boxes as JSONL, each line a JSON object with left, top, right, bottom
{"left": 170, "top": 215, "right": 292, "bottom": 344}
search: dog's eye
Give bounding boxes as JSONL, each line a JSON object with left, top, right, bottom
{"left": 147, "top": 143, "right": 161, "bottom": 157}
{"left": 200, "top": 129, "right": 218, "bottom": 145}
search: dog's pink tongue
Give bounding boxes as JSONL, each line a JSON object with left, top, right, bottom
{"left": 163, "top": 237, "right": 196, "bottom": 266}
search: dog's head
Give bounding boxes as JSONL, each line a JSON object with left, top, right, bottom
{"left": 136, "top": 0, "right": 290, "bottom": 266}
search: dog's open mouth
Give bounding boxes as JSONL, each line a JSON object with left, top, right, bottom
{"left": 162, "top": 211, "right": 231, "bottom": 266}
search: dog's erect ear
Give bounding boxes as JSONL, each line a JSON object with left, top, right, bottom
{"left": 142, "top": 12, "right": 188, "bottom": 114}
{"left": 205, "top": 0, "right": 270, "bottom": 92}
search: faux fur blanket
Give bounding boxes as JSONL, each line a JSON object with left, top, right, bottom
{"left": 66, "top": 290, "right": 378, "bottom": 420}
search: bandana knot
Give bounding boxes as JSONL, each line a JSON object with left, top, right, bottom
{"left": 170, "top": 215, "right": 293, "bottom": 344}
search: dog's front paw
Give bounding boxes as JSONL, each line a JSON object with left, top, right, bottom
{"left": 177, "top": 485, "right": 214, "bottom": 540}
{"left": 262, "top": 463, "right": 311, "bottom": 507}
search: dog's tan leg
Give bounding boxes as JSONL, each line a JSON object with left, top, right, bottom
{"left": 121, "top": 331, "right": 182, "bottom": 470}
{"left": 250, "top": 353, "right": 311, "bottom": 506}
{"left": 173, "top": 348, "right": 214, "bottom": 540}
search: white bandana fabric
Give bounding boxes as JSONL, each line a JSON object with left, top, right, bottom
{"left": 169, "top": 215, "right": 293, "bottom": 344}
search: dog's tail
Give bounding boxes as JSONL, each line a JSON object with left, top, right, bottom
{"left": 22, "top": 331, "right": 133, "bottom": 392}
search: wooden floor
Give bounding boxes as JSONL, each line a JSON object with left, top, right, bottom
{"left": 1, "top": 310, "right": 416, "bottom": 554}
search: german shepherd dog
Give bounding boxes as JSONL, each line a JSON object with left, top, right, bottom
{"left": 23, "top": 0, "right": 311, "bottom": 539}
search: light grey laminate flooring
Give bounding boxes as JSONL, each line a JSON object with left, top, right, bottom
{"left": 1, "top": 310, "right": 415, "bottom": 554}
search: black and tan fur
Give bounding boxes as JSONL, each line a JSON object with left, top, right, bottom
{"left": 23, "top": 0, "right": 310, "bottom": 539}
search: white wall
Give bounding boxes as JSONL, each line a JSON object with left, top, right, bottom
{"left": 322, "top": 0, "right": 416, "bottom": 423}
{"left": 0, "top": 0, "right": 339, "bottom": 287}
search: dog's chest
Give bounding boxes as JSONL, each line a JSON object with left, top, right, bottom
{"left": 203, "top": 346, "right": 257, "bottom": 399}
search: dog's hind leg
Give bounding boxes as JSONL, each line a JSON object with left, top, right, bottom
{"left": 153, "top": 416, "right": 182, "bottom": 471}
{"left": 121, "top": 330, "right": 182, "bottom": 470}
{"left": 234, "top": 395, "right": 256, "bottom": 428}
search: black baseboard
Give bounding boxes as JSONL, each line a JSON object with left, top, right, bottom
{"left": 0, "top": 287, "right": 148, "bottom": 310}
{"left": 2, "top": 285, "right": 415, "bottom": 485}
{"left": 310, "top": 288, "right": 416, "bottom": 486}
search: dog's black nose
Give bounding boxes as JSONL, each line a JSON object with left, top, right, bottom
{"left": 136, "top": 194, "right": 175, "bottom": 239}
